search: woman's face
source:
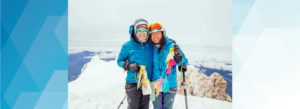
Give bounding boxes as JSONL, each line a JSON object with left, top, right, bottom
{"left": 151, "top": 31, "right": 162, "bottom": 44}
{"left": 136, "top": 26, "right": 148, "bottom": 41}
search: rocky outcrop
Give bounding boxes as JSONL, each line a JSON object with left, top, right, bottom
{"left": 81, "top": 63, "right": 88, "bottom": 74}
{"left": 177, "top": 66, "right": 232, "bottom": 102}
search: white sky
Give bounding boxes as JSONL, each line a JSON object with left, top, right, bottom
{"left": 69, "top": 0, "right": 232, "bottom": 48}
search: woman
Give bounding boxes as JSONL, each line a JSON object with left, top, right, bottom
{"left": 149, "top": 23, "right": 188, "bottom": 109}
{"left": 117, "top": 18, "right": 153, "bottom": 109}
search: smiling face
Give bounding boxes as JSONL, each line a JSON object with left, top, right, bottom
{"left": 136, "top": 25, "right": 147, "bottom": 41}
{"left": 151, "top": 31, "right": 162, "bottom": 44}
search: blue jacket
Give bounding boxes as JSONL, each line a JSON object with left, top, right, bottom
{"left": 152, "top": 37, "right": 188, "bottom": 88}
{"left": 117, "top": 25, "right": 153, "bottom": 83}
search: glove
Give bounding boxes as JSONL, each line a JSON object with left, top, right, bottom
{"left": 174, "top": 44, "right": 183, "bottom": 63}
{"left": 123, "top": 61, "right": 140, "bottom": 72}
{"left": 128, "top": 63, "right": 140, "bottom": 72}
{"left": 178, "top": 63, "right": 187, "bottom": 73}
{"left": 123, "top": 61, "right": 130, "bottom": 70}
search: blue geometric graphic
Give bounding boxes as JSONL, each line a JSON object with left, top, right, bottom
{"left": 1, "top": 0, "right": 68, "bottom": 109}
{"left": 233, "top": 0, "right": 300, "bottom": 109}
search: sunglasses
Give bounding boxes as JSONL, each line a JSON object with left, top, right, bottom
{"left": 137, "top": 29, "right": 148, "bottom": 33}
{"left": 149, "top": 23, "right": 162, "bottom": 31}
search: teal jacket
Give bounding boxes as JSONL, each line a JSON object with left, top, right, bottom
{"left": 117, "top": 25, "right": 153, "bottom": 83}
{"left": 152, "top": 37, "right": 188, "bottom": 88}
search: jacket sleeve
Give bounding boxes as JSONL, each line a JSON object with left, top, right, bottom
{"left": 117, "top": 45, "right": 128, "bottom": 68}
{"left": 175, "top": 44, "right": 188, "bottom": 67}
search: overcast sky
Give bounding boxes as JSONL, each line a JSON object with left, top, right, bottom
{"left": 69, "top": 0, "right": 231, "bottom": 48}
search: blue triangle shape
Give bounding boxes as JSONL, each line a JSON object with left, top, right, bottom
{"left": 1, "top": 23, "right": 10, "bottom": 49}
{"left": 1, "top": 96, "right": 11, "bottom": 109}
{"left": 1, "top": 37, "right": 23, "bottom": 93}
{"left": 0, "top": 0, "right": 30, "bottom": 36}
{"left": 3, "top": 62, "right": 40, "bottom": 108}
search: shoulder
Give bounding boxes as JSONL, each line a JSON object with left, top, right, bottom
{"left": 165, "top": 37, "right": 174, "bottom": 45}
{"left": 121, "top": 41, "right": 133, "bottom": 50}
{"left": 123, "top": 40, "right": 132, "bottom": 46}
{"left": 165, "top": 37, "right": 174, "bottom": 48}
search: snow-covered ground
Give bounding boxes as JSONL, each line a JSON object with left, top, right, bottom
{"left": 68, "top": 55, "right": 232, "bottom": 109}
{"left": 68, "top": 41, "right": 232, "bottom": 72}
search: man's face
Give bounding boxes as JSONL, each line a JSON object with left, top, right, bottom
{"left": 151, "top": 31, "right": 162, "bottom": 44}
{"left": 136, "top": 25, "right": 147, "bottom": 41}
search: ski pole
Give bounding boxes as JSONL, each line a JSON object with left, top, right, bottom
{"left": 180, "top": 63, "right": 188, "bottom": 109}
{"left": 173, "top": 41, "right": 188, "bottom": 109}
{"left": 117, "top": 95, "right": 127, "bottom": 109}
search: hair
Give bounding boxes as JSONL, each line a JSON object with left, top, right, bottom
{"left": 151, "top": 31, "right": 166, "bottom": 52}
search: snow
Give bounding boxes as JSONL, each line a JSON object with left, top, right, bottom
{"left": 68, "top": 55, "right": 232, "bottom": 109}
{"left": 68, "top": 41, "right": 232, "bottom": 72}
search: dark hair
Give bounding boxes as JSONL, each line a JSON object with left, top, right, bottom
{"left": 158, "top": 34, "right": 166, "bottom": 52}
{"left": 150, "top": 31, "right": 166, "bottom": 52}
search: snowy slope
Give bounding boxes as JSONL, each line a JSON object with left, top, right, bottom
{"left": 68, "top": 55, "right": 232, "bottom": 109}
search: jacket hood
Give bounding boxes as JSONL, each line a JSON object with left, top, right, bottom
{"left": 129, "top": 25, "right": 149, "bottom": 45}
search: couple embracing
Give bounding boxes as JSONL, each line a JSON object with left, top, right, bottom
{"left": 117, "top": 18, "right": 188, "bottom": 109}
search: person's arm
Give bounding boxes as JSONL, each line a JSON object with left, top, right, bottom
{"left": 117, "top": 45, "right": 141, "bottom": 72}
{"left": 117, "top": 45, "right": 128, "bottom": 70}
{"left": 175, "top": 44, "right": 188, "bottom": 67}
{"left": 117, "top": 24, "right": 134, "bottom": 68}
{"left": 169, "top": 38, "right": 188, "bottom": 68}
{"left": 174, "top": 44, "right": 188, "bottom": 72}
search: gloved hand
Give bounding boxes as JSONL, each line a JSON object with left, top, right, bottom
{"left": 178, "top": 63, "right": 187, "bottom": 73}
{"left": 174, "top": 44, "right": 183, "bottom": 63}
{"left": 123, "top": 61, "right": 140, "bottom": 72}
{"left": 128, "top": 63, "right": 140, "bottom": 72}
